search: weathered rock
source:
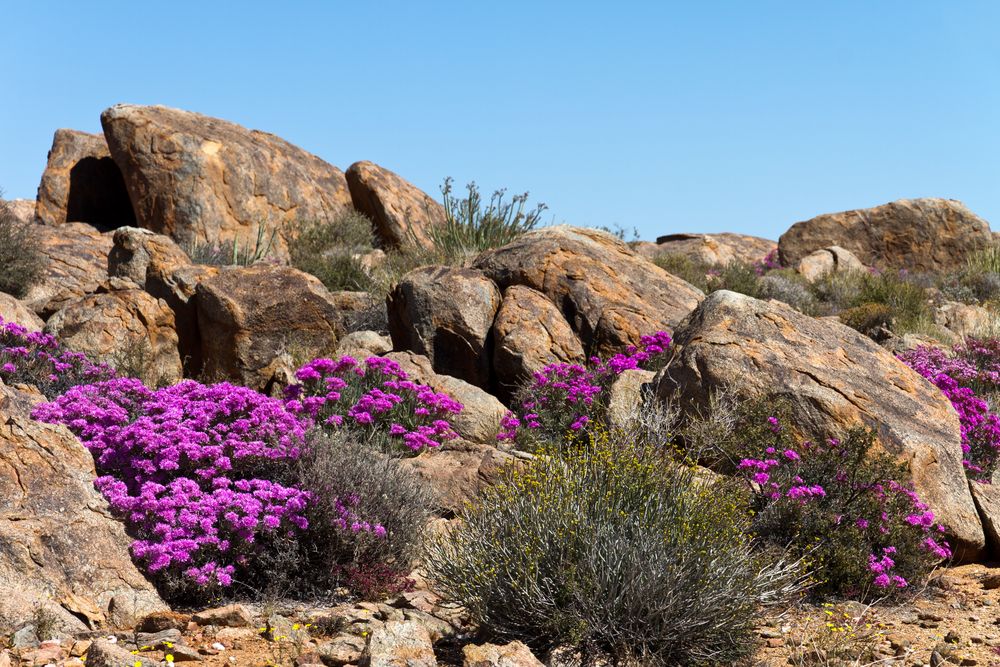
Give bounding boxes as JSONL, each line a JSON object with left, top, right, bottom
{"left": 196, "top": 265, "right": 343, "bottom": 390}
{"left": 655, "top": 290, "right": 984, "bottom": 559}
{"left": 0, "top": 293, "right": 44, "bottom": 331}
{"left": 796, "top": 246, "right": 866, "bottom": 282}
{"left": 646, "top": 232, "right": 777, "bottom": 267}
{"left": 317, "top": 633, "right": 366, "bottom": 666}
{"left": 474, "top": 226, "right": 703, "bottom": 356}
{"left": 971, "top": 481, "right": 1000, "bottom": 558}
{"left": 388, "top": 266, "right": 501, "bottom": 387}
{"left": 101, "top": 104, "right": 353, "bottom": 255}
{"left": 35, "top": 129, "right": 135, "bottom": 229}
{"left": 935, "top": 301, "right": 993, "bottom": 340}
{"left": 346, "top": 161, "right": 443, "bottom": 250}
{"left": 191, "top": 604, "right": 252, "bottom": 628}
{"left": 492, "top": 285, "right": 584, "bottom": 400}
{"left": 365, "top": 620, "right": 436, "bottom": 667}
{"left": 400, "top": 440, "right": 513, "bottom": 515}
{"left": 45, "top": 286, "right": 182, "bottom": 385}
{"left": 2, "top": 199, "right": 36, "bottom": 225}
{"left": 0, "top": 385, "right": 165, "bottom": 633}
{"left": 462, "top": 641, "right": 543, "bottom": 667}
{"left": 778, "top": 198, "right": 993, "bottom": 272}
{"left": 335, "top": 330, "right": 392, "bottom": 360}
{"left": 107, "top": 226, "right": 206, "bottom": 370}
{"left": 135, "top": 610, "right": 190, "bottom": 634}
{"left": 385, "top": 351, "right": 506, "bottom": 444}
{"left": 607, "top": 369, "right": 656, "bottom": 427}
{"left": 23, "top": 223, "right": 113, "bottom": 318}
{"left": 85, "top": 639, "right": 158, "bottom": 667}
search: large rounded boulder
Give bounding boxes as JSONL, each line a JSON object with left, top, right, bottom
{"left": 473, "top": 226, "right": 703, "bottom": 356}
{"left": 388, "top": 266, "right": 501, "bottom": 388}
{"left": 100, "top": 104, "right": 354, "bottom": 254}
{"left": 656, "top": 290, "right": 984, "bottom": 559}
{"left": 492, "top": 285, "right": 584, "bottom": 401}
{"left": 778, "top": 198, "right": 993, "bottom": 272}
{"left": 0, "top": 385, "right": 165, "bottom": 632}
{"left": 196, "top": 265, "right": 346, "bottom": 391}
{"left": 346, "top": 160, "right": 444, "bottom": 250}
{"left": 45, "top": 285, "right": 183, "bottom": 386}
{"left": 23, "top": 223, "right": 114, "bottom": 318}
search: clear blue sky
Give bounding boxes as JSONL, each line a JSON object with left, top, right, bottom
{"left": 2, "top": 1, "right": 997, "bottom": 241}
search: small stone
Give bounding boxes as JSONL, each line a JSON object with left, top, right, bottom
{"left": 919, "top": 612, "right": 945, "bottom": 622}
{"left": 365, "top": 621, "right": 436, "bottom": 667}
{"left": 211, "top": 642, "right": 226, "bottom": 651}
{"left": 84, "top": 640, "right": 158, "bottom": 667}
{"left": 945, "top": 630, "right": 961, "bottom": 644}
{"left": 317, "top": 634, "right": 365, "bottom": 666}
{"left": 759, "top": 629, "right": 783, "bottom": 639}
{"left": 167, "top": 645, "right": 203, "bottom": 662}
{"left": 137, "top": 611, "right": 190, "bottom": 634}
{"left": 136, "top": 628, "right": 183, "bottom": 648}
{"left": 766, "top": 638, "right": 784, "bottom": 648}
{"left": 11, "top": 625, "right": 38, "bottom": 648}
{"left": 192, "top": 605, "right": 253, "bottom": 628}
{"left": 983, "top": 573, "right": 1000, "bottom": 590}
{"left": 462, "top": 641, "right": 544, "bottom": 667}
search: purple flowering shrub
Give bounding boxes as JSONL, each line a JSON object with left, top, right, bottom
{"left": 736, "top": 416, "right": 950, "bottom": 600}
{"left": 0, "top": 316, "right": 114, "bottom": 398}
{"left": 499, "top": 331, "right": 672, "bottom": 450}
{"left": 284, "top": 356, "right": 462, "bottom": 453}
{"left": 33, "top": 379, "right": 316, "bottom": 596}
{"left": 898, "top": 341, "right": 1000, "bottom": 481}
{"left": 753, "top": 248, "right": 781, "bottom": 276}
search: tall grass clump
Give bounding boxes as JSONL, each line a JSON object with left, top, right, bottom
{"left": 424, "top": 178, "right": 547, "bottom": 264}
{"left": 185, "top": 221, "right": 277, "bottom": 266}
{"left": 0, "top": 196, "right": 46, "bottom": 298}
{"left": 289, "top": 210, "right": 376, "bottom": 292}
{"left": 427, "top": 428, "right": 803, "bottom": 666}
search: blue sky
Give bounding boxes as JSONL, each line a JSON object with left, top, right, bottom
{"left": 2, "top": 2, "right": 997, "bottom": 241}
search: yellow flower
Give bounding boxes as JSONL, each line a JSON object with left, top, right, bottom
{"left": 165, "top": 655, "right": 174, "bottom": 664}
{"left": 292, "top": 623, "right": 301, "bottom": 631}
{"left": 134, "top": 662, "right": 143, "bottom": 667}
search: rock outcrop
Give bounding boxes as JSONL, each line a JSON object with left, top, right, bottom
{"left": 388, "top": 266, "right": 501, "bottom": 388}
{"left": 0, "top": 385, "right": 165, "bottom": 632}
{"left": 646, "top": 232, "right": 776, "bottom": 266}
{"left": 35, "top": 129, "right": 136, "bottom": 230}
{"left": 0, "top": 294, "right": 44, "bottom": 332}
{"left": 474, "top": 226, "right": 703, "bottom": 356}
{"left": 2, "top": 199, "right": 36, "bottom": 225}
{"left": 346, "top": 161, "right": 443, "bottom": 250}
{"left": 45, "top": 285, "right": 183, "bottom": 385}
{"left": 779, "top": 199, "right": 993, "bottom": 272}
{"left": 196, "top": 265, "right": 345, "bottom": 390}
{"left": 656, "top": 290, "right": 985, "bottom": 559}
{"left": 23, "top": 223, "right": 113, "bottom": 318}
{"left": 796, "top": 245, "right": 866, "bottom": 282}
{"left": 492, "top": 285, "right": 584, "bottom": 400}
{"left": 101, "top": 104, "right": 353, "bottom": 254}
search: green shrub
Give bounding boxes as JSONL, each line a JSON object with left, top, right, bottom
{"left": 294, "top": 429, "right": 430, "bottom": 599}
{"left": 0, "top": 197, "right": 46, "bottom": 297}
{"left": 426, "top": 428, "right": 803, "bottom": 665}
{"left": 838, "top": 302, "right": 895, "bottom": 339}
{"left": 426, "top": 178, "right": 546, "bottom": 265}
{"left": 708, "top": 260, "right": 767, "bottom": 298}
{"left": 759, "top": 269, "right": 817, "bottom": 313}
{"left": 652, "top": 252, "right": 711, "bottom": 292}
{"left": 289, "top": 210, "right": 376, "bottom": 292}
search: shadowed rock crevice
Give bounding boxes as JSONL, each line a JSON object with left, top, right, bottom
{"left": 65, "top": 156, "right": 136, "bottom": 230}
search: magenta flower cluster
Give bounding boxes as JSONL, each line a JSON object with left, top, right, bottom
{"left": 753, "top": 248, "right": 781, "bottom": 276}
{"left": 284, "top": 355, "right": 462, "bottom": 452}
{"left": 32, "top": 379, "right": 321, "bottom": 587}
{"left": 898, "top": 342, "right": 1000, "bottom": 481}
{"left": 739, "top": 420, "right": 951, "bottom": 594}
{"left": 0, "top": 316, "right": 114, "bottom": 398}
{"left": 498, "top": 331, "right": 673, "bottom": 445}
